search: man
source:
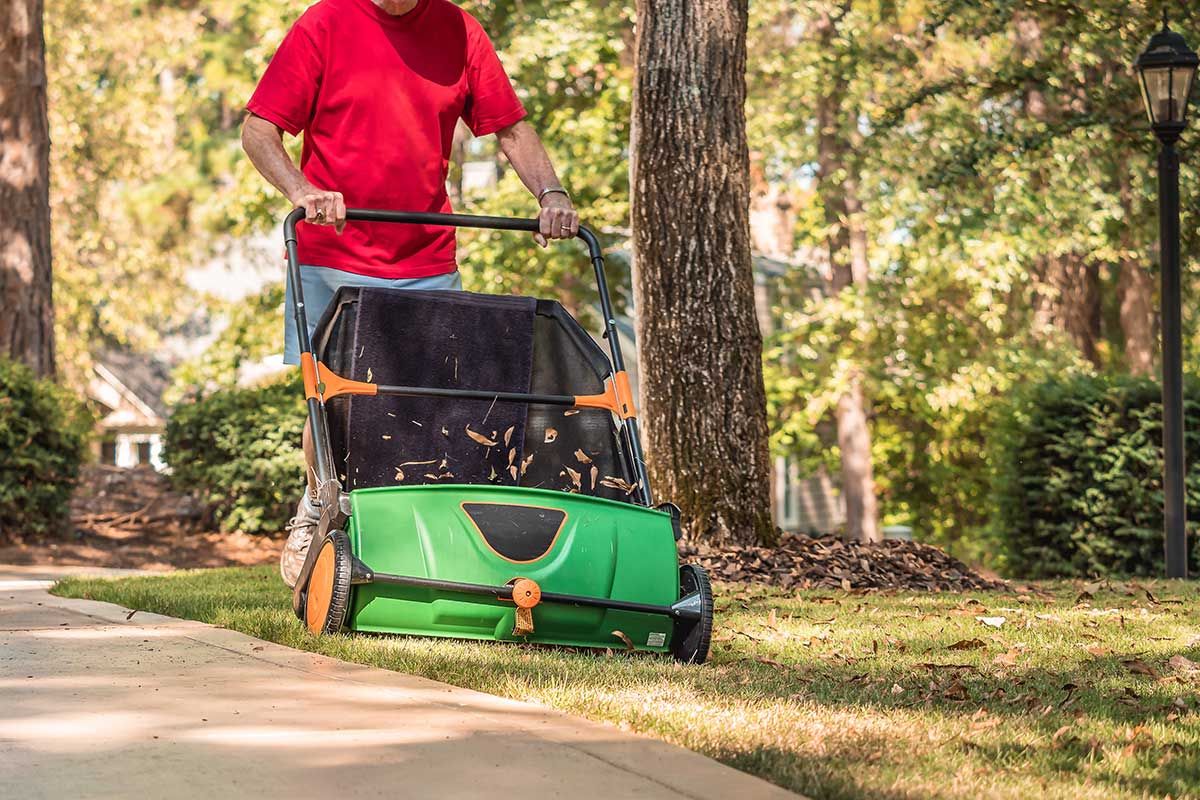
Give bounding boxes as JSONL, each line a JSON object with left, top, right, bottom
{"left": 242, "top": 0, "right": 579, "bottom": 586}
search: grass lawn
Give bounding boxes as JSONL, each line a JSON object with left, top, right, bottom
{"left": 53, "top": 569, "right": 1200, "bottom": 800}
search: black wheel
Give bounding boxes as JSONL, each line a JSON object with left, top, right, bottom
{"left": 304, "top": 531, "right": 352, "bottom": 635}
{"left": 671, "top": 563, "right": 713, "bottom": 665}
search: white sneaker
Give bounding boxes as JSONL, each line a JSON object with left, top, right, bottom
{"left": 280, "top": 493, "right": 321, "bottom": 588}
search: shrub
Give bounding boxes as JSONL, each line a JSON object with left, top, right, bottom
{"left": 0, "top": 359, "right": 90, "bottom": 542}
{"left": 990, "top": 373, "right": 1200, "bottom": 578}
{"left": 165, "top": 377, "right": 307, "bottom": 535}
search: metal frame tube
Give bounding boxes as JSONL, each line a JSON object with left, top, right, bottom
{"left": 369, "top": 571, "right": 699, "bottom": 620}
{"left": 283, "top": 207, "right": 656, "bottom": 505}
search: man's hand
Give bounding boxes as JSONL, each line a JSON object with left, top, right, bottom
{"left": 535, "top": 192, "right": 579, "bottom": 247}
{"left": 290, "top": 184, "right": 347, "bottom": 234}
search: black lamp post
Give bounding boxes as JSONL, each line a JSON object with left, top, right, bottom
{"left": 1136, "top": 11, "right": 1198, "bottom": 579}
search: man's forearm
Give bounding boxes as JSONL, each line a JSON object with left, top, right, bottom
{"left": 242, "top": 115, "right": 311, "bottom": 203}
{"left": 242, "top": 113, "right": 346, "bottom": 230}
{"left": 496, "top": 120, "right": 565, "bottom": 199}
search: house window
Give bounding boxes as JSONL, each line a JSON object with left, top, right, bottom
{"left": 100, "top": 439, "right": 117, "bottom": 465}
{"left": 136, "top": 441, "right": 152, "bottom": 465}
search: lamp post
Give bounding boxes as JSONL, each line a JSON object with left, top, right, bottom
{"left": 1136, "top": 11, "right": 1198, "bottom": 579}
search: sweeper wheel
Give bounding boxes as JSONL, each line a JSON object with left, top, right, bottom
{"left": 670, "top": 563, "right": 714, "bottom": 665}
{"left": 304, "top": 531, "right": 352, "bottom": 635}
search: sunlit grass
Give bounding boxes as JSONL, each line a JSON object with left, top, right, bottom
{"left": 53, "top": 569, "right": 1200, "bottom": 800}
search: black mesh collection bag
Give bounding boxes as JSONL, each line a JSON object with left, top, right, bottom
{"left": 312, "top": 287, "right": 636, "bottom": 503}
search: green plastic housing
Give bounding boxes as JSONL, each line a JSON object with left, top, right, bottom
{"left": 346, "top": 484, "right": 681, "bottom": 652}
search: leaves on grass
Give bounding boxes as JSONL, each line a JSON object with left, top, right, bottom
{"left": 948, "top": 638, "right": 986, "bottom": 651}
{"left": 1122, "top": 658, "right": 1161, "bottom": 679}
{"left": 1168, "top": 654, "right": 1200, "bottom": 675}
{"left": 976, "top": 616, "right": 1006, "bottom": 629}
{"left": 756, "top": 656, "right": 787, "bottom": 670}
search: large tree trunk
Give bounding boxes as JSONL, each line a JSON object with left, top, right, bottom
{"left": 631, "top": 0, "right": 776, "bottom": 547}
{"left": 0, "top": 0, "right": 54, "bottom": 376}
{"left": 813, "top": 10, "right": 880, "bottom": 544}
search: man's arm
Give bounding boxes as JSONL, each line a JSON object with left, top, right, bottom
{"left": 495, "top": 120, "right": 579, "bottom": 246}
{"left": 241, "top": 113, "right": 346, "bottom": 232}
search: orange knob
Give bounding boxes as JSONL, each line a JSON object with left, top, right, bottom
{"left": 510, "top": 578, "right": 541, "bottom": 609}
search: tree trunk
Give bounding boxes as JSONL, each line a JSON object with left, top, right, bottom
{"left": 813, "top": 11, "right": 880, "bottom": 544}
{"left": 1117, "top": 170, "right": 1156, "bottom": 376}
{"left": 631, "top": 0, "right": 775, "bottom": 547}
{"left": 0, "top": 0, "right": 54, "bottom": 376}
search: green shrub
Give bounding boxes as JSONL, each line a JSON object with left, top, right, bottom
{"left": 165, "top": 377, "right": 307, "bottom": 534}
{"left": 990, "top": 373, "right": 1200, "bottom": 578}
{"left": 0, "top": 359, "right": 90, "bottom": 541}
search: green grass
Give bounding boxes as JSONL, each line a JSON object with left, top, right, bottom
{"left": 53, "top": 569, "right": 1200, "bottom": 800}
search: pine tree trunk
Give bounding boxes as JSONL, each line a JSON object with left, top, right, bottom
{"left": 0, "top": 0, "right": 54, "bottom": 376}
{"left": 813, "top": 11, "right": 880, "bottom": 544}
{"left": 631, "top": 0, "right": 776, "bottom": 547}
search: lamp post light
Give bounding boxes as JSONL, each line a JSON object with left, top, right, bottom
{"left": 1136, "top": 11, "right": 1198, "bottom": 579}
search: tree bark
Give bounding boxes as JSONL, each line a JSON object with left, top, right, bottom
{"left": 0, "top": 0, "right": 54, "bottom": 376}
{"left": 1117, "top": 169, "right": 1156, "bottom": 376}
{"left": 813, "top": 9, "right": 880, "bottom": 543}
{"left": 631, "top": 0, "right": 776, "bottom": 547}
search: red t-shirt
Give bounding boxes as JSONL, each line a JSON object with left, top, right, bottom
{"left": 247, "top": 0, "right": 526, "bottom": 278}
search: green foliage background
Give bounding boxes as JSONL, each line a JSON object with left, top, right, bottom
{"left": 164, "top": 378, "right": 306, "bottom": 535}
{"left": 0, "top": 360, "right": 91, "bottom": 542}
{"left": 990, "top": 374, "right": 1200, "bottom": 578}
{"left": 44, "top": 0, "right": 1200, "bottom": 561}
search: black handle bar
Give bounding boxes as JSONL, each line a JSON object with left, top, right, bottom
{"left": 283, "top": 207, "right": 604, "bottom": 262}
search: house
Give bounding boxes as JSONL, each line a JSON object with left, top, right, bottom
{"left": 87, "top": 350, "right": 170, "bottom": 470}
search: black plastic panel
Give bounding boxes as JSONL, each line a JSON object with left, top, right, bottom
{"left": 461, "top": 503, "right": 566, "bottom": 562}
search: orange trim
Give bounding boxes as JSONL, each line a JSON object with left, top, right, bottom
{"left": 573, "top": 371, "right": 637, "bottom": 420}
{"left": 300, "top": 356, "right": 378, "bottom": 402}
{"left": 612, "top": 370, "right": 637, "bottom": 419}
{"left": 301, "top": 353, "right": 320, "bottom": 400}
{"left": 319, "top": 362, "right": 378, "bottom": 400}
{"left": 509, "top": 578, "right": 542, "bottom": 609}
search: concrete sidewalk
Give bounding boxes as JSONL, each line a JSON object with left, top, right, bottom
{"left": 0, "top": 566, "right": 799, "bottom": 799}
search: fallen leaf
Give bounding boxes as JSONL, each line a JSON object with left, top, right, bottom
{"left": 381, "top": 435, "right": 392, "bottom": 441}
{"left": 564, "top": 409, "right": 580, "bottom": 416}
{"left": 756, "top": 656, "right": 787, "bottom": 670}
{"left": 891, "top": 683, "right": 905, "bottom": 695}
{"left": 993, "top": 648, "right": 1022, "bottom": 667}
{"left": 465, "top": 426, "right": 498, "bottom": 446}
{"left": 1168, "top": 655, "right": 1199, "bottom": 674}
{"left": 574, "top": 449, "right": 592, "bottom": 464}
{"left": 976, "top": 616, "right": 1007, "bottom": 629}
{"left": 544, "top": 428, "right": 559, "bottom": 444}
{"left": 564, "top": 467, "right": 582, "bottom": 491}
{"left": 611, "top": 630, "right": 635, "bottom": 652}
{"left": 590, "top": 466, "right": 598, "bottom": 490}
{"left": 948, "top": 638, "right": 987, "bottom": 651}
{"left": 507, "top": 448, "right": 516, "bottom": 466}
{"left": 366, "top": 367, "right": 374, "bottom": 383}
{"left": 1123, "top": 658, "right": 1161, "bottom": 679}
{"left": 508, "top": 465, "right": 518, "bottom": 480}
{"left": 441, "top": 427, "right": 449, "bottom": 436}
{"left": 504, "top": 426, "right": 515, "bottom": 446}
{"left": 125, "top": 609, "right": 137, "bottom": 620}
{"left": 1085, "top": 645, "right": 1112, "bottom": 657}
{"left": 520, "top": 454, "right": 534, "bottom": 476}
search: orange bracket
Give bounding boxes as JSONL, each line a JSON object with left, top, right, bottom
{"left": 300, "top": 353, "right": 379, "bottom": 402}
{"left": 574, "top": 370, "right": 638, "bottom": 419}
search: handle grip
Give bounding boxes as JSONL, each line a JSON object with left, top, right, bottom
{"left": 283, "top": 207, "right": 603, "bottom": 261}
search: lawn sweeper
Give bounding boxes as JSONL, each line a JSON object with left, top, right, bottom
{"left": 286, "top": 208, "right": 713, "bottom": 664}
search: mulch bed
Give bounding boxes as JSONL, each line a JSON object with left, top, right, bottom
{"left": 679, "top": 533, "right": 1006, "bottom": 592}
{"left": 0, "top": 465, "right": 281, "bottom": 571}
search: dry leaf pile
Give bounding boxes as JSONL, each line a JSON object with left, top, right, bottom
{"left": 678, "top": 533, "right": 1004, "bottom": 592}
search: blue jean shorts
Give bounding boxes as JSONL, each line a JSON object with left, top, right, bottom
{"left": 283, "top": 265, "right": 463, "bottom": 365}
